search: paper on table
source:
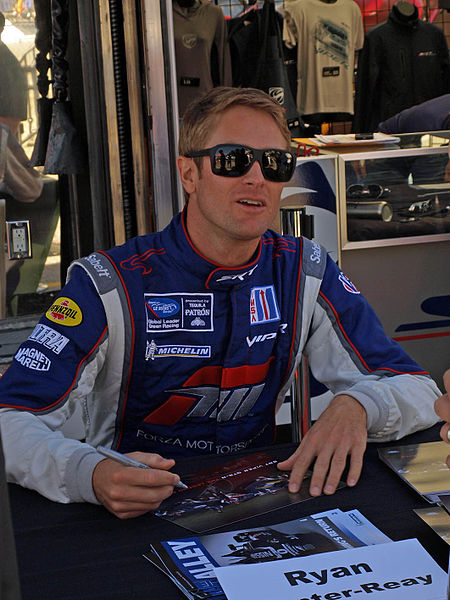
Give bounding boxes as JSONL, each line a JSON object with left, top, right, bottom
{"left": 214, "top": 539, "right": 447, "bottom": 600}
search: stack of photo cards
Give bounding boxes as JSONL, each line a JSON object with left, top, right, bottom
{"left": 378, "top": 441, "right": 450, "bottom": 503}
{"left": 154, "top": 451, "right": 345, "bottom": 533}
{"left": 143, "top": 508, "right": 391, "bottom": 600}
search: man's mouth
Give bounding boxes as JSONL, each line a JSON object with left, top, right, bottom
{"left": 238, "top": 199, "right": 264, "bottom": 207}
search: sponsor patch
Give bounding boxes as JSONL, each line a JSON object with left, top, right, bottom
{"left": 28, "top": 324, "right": 69, "bottom": 354}
{"left": 145, "top": 293, "right": 213, "bottom": 332}
{"left": 338, "top": 272, "right": 360, "bottom": 294}
{"left": 15, "top": 346, "right": 51, "bottom": 371}
{"left": 250, "top": 285, "right": 280, "bottom": 325}
{"left": 46, "top": 297, "right": 83, "bottom": 326}
{"left": 145, "top": 340, "right": 211, "bottom": 360}
{"left": 85, "top": 253, "right": 111, "bottom": 278}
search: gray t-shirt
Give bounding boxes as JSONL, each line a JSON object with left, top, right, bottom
{"left": 173, "top": 0, "right": 232, "bottom": 115}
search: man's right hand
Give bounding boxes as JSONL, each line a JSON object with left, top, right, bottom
{"left": 435, "top": 369, "right": 450, "bottom": 469}
{"left": 92, "top": 452, "right": 182, "bottom": 519}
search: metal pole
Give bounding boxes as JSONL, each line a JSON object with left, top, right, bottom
{"left": 279, "top": 205, "right": 312, "bottom": 442}
{"left": 0, "top": 199, "right": 6, "bottom": 319}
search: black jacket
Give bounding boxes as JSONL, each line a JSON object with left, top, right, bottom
{"left": 353, "top": 6, "right": 450, "bottom": 133}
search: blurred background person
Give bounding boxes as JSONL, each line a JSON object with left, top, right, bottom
{"left": 0, "top": 11, "right": 28, "bottom": 138}
{"left": 0, "top": 122, "right": 42, "bottom": 306}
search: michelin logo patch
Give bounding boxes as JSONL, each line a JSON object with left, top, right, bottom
{"left": 338, "top": 272, "right": 360, "bottom": 294}
{"left": 28, "top": 324, "right": 69, "bottom": 354}
{"left": 145, "top": 293, "right": 213, "bottom": 332}
{"left": 250, "top": 285, "right": 280, "bottom": 325}
{"left": 15, "top": 347, "right": 51, "bottom": 371}
{"left": 145, "top": 340, "right": 211, "bottom": 360}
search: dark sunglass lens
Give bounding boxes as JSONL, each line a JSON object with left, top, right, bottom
{"left": 262, "top": 150, "right": 294, "bottom": 181}
{"left": 213, "top": 146, "right": 253, "bottom": 176}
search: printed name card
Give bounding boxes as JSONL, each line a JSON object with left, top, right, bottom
{"left": 215, "top": 538, "right": 447, "bottom": 600}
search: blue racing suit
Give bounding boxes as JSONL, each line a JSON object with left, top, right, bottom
{"left": 0, "top": 211, "right": 440, "bottom": 504}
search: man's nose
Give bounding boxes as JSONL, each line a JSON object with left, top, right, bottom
{"left": 242, "top": 159, "right": 265, "bottom": 183}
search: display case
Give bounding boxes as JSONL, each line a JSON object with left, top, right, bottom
{"left": 337, "top": 132, "right": 450, "bottom": 249}
{"left": 280, "top": 133, "right": 450, "bottom": 387}
{"left": 334, "top": 132, "right": 450, "bottom": 385}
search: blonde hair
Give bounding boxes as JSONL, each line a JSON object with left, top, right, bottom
{"left": 179, "top": 87, "right": 291, "bottom": 161}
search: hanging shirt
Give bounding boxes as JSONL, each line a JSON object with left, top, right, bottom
{"left": 173, "top": 0, "right": 232, "bottom": 116}
{"left": 283, "top": 0, "right": 364, "bottom": 115}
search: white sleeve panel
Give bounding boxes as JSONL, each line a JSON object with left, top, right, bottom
{"left": 0, "top": 337, "right": 110, "bottom": 504}
{"left": 305, "top": 301, "right": 441, "bottom": 441}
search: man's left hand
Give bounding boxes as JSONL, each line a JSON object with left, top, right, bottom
{"left": 277, "top": 394, "right": 367, "bottom": 496}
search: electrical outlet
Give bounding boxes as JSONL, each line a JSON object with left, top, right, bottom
{"left": 6, "top": 221, "right": 32, "bottom": 259}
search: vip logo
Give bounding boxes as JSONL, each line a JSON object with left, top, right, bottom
{"left": 250, "top": 285, "right": 280, "bottom": 325}
{"left": 246, "top": 332, "right": 277, "bottom": 347}
{"left": 246, "top": 323, "right": 287, "bottom": 347}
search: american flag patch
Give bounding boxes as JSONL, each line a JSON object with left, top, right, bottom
{"left": 250, "top": 286, "right": 280, "bottom": 324}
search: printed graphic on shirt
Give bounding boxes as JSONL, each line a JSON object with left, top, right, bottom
{"left": 250, "top": 286, "right": 280, "bottom": 325}
{"left": 338, "top": 272, "right": 360, "bottom": 294}
{"left": 268, "top": 86, "right": 285, "bottom": 105}
{"left": 182, "top": 34, "right": 197, "bottom": 49}
{"left": 45, "top": 297, "right": 83, "bottom": 326}
{"left": 145, "top": 340, "right": 211, "bottom": 360}
{"left": 15, "top": 346, "right": 51, "bottom": 371}
{"left": 28, "top": 324, "right": 69, "bottom": 354}
{"left": 145, "top": 293, "right": 214, "bottom": 332}
{"left": 315, "top": 19, "right": 349, "bottom": 68}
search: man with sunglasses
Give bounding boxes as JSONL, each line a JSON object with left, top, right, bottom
{"left": 0, "top": 87, "right": 441, "bottom": 518}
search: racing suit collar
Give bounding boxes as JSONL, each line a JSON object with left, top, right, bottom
{"left": 171, "top": 209, "right": 262, "bottom": 291}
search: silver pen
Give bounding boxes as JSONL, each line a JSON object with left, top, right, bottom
{"left": 96, "top": 445, "right": 188, "bottom": 490}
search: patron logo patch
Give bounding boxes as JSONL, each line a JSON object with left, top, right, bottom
{"left": 145, "top": 293, "right": 213, "bottom": 332}
{"left": 28, "top": 324, "right": 69, "bottom": 354}
{"left": 250, "top": 286, "right": 280, "bottom": 325}
{"left": 15, "top": 346, "right": 51, "bottom": 371}
{"left": 45, "top": 297, "right": 83, "bottom": 326}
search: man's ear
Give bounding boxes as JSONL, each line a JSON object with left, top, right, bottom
{"left": 177, "top": 156, "right": 198, "bottom": 195}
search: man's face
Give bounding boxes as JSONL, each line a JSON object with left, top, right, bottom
{"left": 179, "top": 105, "right": 288, "bottom": 264}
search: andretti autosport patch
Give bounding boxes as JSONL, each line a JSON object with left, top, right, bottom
{"left": 145, "top": 293, "right": 213, "bottom": 332}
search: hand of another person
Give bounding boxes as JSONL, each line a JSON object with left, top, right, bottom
{"left": 435, "top": 369, "right": 450, "bottom": 469}
{"left": 92, "top": 452, "right": 182, "bottom": 519}
{"left": 277, "top": 394, "right": 367, "bottom": 496}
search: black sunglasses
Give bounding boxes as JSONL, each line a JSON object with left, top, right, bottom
{"left": 185, "top": 144, "right": 295, "bottom": 182}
